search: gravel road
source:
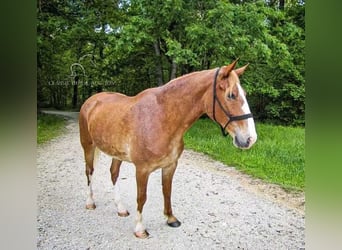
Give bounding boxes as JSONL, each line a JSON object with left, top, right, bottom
{"left": 37, "top": 112, "right": 305, "bottom": 249}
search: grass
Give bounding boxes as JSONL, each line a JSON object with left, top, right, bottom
{"left": 37, "top": 113, "right": 66, "bottom": 144}
{"left": 184, "top": 118, "right": 305, "bottom": 190}
{"left": 36, "top": 112, "right": 304, "bottom": 190}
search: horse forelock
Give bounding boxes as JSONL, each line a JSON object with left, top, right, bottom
{"left": 226, "top": 71, "right": 240, "bottom": 97}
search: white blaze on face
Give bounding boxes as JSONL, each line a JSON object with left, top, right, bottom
{"left": 237, "top": 83, "right": 257, "bottom": 144}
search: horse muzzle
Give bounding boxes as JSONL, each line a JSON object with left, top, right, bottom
{"left": 233, "top": 134, "right": 257, "bottom": 149}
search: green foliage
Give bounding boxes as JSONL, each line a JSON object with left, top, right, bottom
{"left": 184, "top": 118, "right": 305, "bottom": 190}
{"left": 37, "top": 0, "right": 305, "bottom": 126}
{"left": 37, "top": 113, "right": 66, "bottom": 144}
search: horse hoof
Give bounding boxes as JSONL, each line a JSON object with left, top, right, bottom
{"left": 85, "top": 203, "right": 96, "bottom": 210}
{"left": 118, "top": 210, "right": 130, "bottom": 217}
{"left": 134, "top": 230, "right": 150, "bottom": 239}
{"left": 167, "top": 219, "right": 181, "bottom": 227}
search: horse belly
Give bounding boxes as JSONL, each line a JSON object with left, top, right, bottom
{"left": 88, "top": 104, "right": 133, "bottom": 162}
{"left": 90, "top": 127, "right": 132, "bottom": 162}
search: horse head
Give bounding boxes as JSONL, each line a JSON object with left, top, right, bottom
{"left": 211, "top": 59, "right": 257, "bottom": 149}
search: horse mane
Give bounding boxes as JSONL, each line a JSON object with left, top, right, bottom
{"left": 162, "top": 69, "right": 213, "bottom": 90}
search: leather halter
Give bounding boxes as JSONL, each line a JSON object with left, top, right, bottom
{"left": 212, "top": 67, "right": 253, "bottom": 137}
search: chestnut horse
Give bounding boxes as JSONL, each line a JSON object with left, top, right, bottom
{"left": 79, "top": 59, "right": 257, "bottom": 238}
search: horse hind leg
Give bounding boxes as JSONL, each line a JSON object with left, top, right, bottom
{"left": 84, "top": 146, "right": 100, "bottom": 210}
{"left": 110, "top": 159, "right": 129, "bottom": 217}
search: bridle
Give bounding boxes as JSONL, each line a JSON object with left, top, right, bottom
{"left": 212, "top": 67, "right": 253, "bottom": 137}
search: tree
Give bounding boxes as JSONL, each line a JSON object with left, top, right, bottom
{"left": 37, "top": 0, "right": 305, "bottom": 125}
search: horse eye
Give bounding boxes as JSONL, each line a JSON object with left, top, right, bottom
{"left": 227, "top": 93, "right": 236, "bottom": 100}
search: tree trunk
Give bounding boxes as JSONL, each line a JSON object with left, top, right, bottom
{"left": 153, "top": 39, "right": 164, "bottom": 86}
{"left": 72, "top": 75, "right": 79, "bottom": 108}
{"left": 170, "top": 60, "right": 177, "bottom": 80}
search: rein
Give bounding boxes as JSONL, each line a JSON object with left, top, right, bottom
{"left": 212, "top": 67, "right": 253, "bottom": 137}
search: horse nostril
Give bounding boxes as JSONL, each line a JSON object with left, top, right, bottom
{"left": 247, "top": 137, "right": 252, "bottom": 145}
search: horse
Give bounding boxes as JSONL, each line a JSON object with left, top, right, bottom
{"left": 79, "top": 59, "right": 257, "bottom": 238}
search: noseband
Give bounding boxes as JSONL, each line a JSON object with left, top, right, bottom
{"left": 212, "top": 67, "right": 253, "bottom": 137}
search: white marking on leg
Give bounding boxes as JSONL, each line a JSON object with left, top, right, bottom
{"left": 134, "top": 211, "right": 145, "bottom": 233}
{"left": 86, "top": 175, "right": 95, "bottom": 207}
{"left": 113, "top": 184, "right": 128, "bottom": 215}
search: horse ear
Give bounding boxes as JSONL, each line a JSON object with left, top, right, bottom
{"left": 235, "top": 63, "right": 249, "bottom": 76}
{"left": 219, "top": 58, "right": 239, "bottom": 89}
{"left": 221, "top": 58, "right": 239, "bottom": 79}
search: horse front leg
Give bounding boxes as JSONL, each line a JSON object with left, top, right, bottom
{"left": 162, "top": 162, "right": 181, "bottom": 227}
{"left": 134, "top": 168, "right": 150, "bottom": 239}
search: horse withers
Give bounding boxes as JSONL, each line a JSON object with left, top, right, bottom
{"left": 79, "top": 59, "right": 257, "bottom": 238}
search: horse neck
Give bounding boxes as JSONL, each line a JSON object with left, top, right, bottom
{"left": 158, "top": 69, "right": 214, "bottom": 131}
